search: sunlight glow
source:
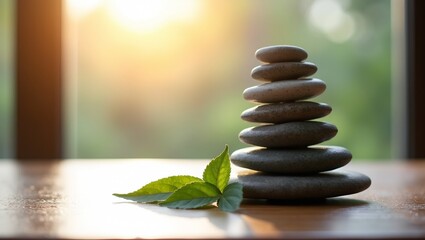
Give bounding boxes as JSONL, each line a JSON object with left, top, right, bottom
{"left": 57, "top": 161, "right": 250, "bottom": 238}
{"left": 308, "top": 0, "right": 356, "bottom": 43}
{"left": 106, "top": 0, "right": 202, "bottom": 33}
{"left": 67, "top": 0, "right": 102, "bottom": 18}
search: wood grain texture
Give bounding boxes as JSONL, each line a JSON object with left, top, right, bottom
{"left": 0, "top": 160, "right": 424, "bottom": 239}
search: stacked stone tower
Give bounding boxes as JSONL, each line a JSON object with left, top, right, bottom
{"left": 231, "top": 45, "right": 371, "bottom": 200}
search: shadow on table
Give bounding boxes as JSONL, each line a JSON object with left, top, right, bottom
{"left": 114, "top": 201, "right": 253, "bottom": 237}
{"left": 238, "top": 197, "right": 425, "bottom": 238}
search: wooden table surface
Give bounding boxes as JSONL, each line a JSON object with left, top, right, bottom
{"left": 0, "top": 159, "right": 424, "bottom": 239}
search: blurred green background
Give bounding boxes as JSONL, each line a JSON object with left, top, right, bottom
{"left": 0, "top": 0, "right": 13, "bottom": 159}
{"left": 1, "top": 0, "right": 391, "bottom": 160}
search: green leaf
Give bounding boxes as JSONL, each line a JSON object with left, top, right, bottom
{"left": 218, "top": 182, "right": 243, "bottom": 212}
{"left": 160, "top": 182, "right": 221, "bottom": 209}
{"left": 202, "top": 145, "right": 230, "bottom": 192}
{"left": 113, "top": 175, "right": 202, "bottom": 203}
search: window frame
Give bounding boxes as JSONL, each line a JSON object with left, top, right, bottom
{"left": 13, "top": 0, "right": 424, "bottom": 160}
{"left": 15, "top": 0, "right": 62, "bottom": 160}
{"left": 406, "top": 0, "right": 425, "bottom": 158}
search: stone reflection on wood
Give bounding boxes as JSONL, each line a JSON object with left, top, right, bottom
{"left": 231, "top": 45, "right": 371, "bottom": 200}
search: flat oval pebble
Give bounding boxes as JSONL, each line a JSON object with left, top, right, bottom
{"left": 243, "top": 78, "right": 326, "bottom": 103}
{"left": 239, "top": 121, "right": 337, "bottom": 148}
{"left": 231, "top": 146, "right": 351, "bottom": 174}
{"left": 255, "top": 45, "right": 308, "bottom": 63}
{"left": 241, "top": 101, "right": 331, "bottom": 123}
{"left": 251, "top": 62, "right": 317, "bottom": 81}
{"left": 237, "top": 170, "right": 371, "bottom": 199}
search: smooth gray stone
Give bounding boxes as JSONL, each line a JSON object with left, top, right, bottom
{"left": 243, "top": 79, "right": 326, "bottom": 103}
{"left": 239, "top": 121, "right": 337, "bottom": 148}
{"left": 255, "top": 45, "right": 308, "bottom": 63}
{"left": 230, "top": 146, "right": 351, "bottom": 174}
{"left": 241, "top": 101, "right": 332, "bottom": 123}
{"left": 251, "top": 62, "right": 317, "bottom": 81}
{"left": 237, "top": 170, "right": 371, "bottom": 199}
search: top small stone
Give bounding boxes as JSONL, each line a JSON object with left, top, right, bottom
{"left": 255, "top": 45, "right": 308, "bottom": 63}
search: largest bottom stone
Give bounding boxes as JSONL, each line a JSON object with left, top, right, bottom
{"left": 237, "top": 170, "right": 371, "bottom": 199}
